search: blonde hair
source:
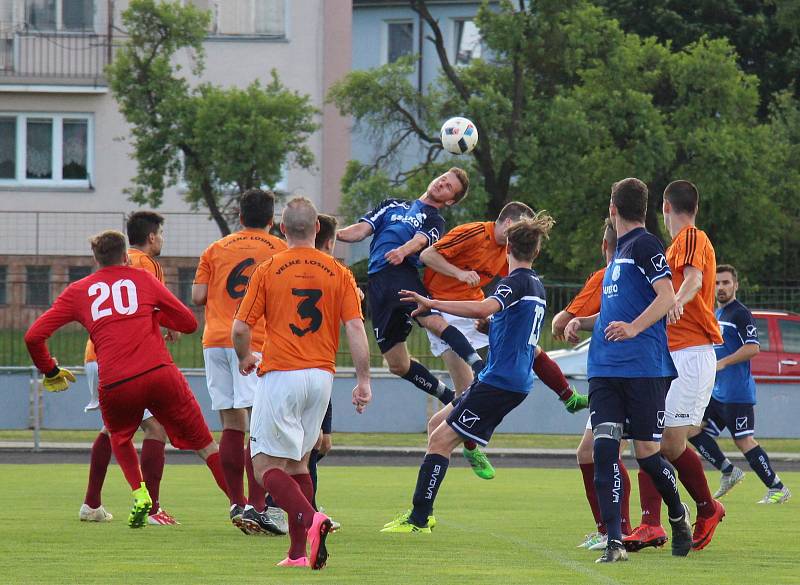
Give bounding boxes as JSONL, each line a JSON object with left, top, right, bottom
{"left": 449, "top": 167, "right": 470, "bottom": 203}
{"left": 282, "top": 197, "right": 318, "bottom": 239}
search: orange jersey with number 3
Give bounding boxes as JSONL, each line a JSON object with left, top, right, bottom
{"left": 194, "top": 229, "right": 287, "bottom": 349}
{"left": 565, "top": 268, "right": 605, "bottom": 317}
{"left": 84, "top": 248, "right": 164, "bottom": 363}
{"left": 666, "top": 225, "right": 722, "bottom": 351}
{"left": 234, "top": 247, "right": 363, "bottom": 375}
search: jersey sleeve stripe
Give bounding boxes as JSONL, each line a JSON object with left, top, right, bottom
{"left": 684, "top": 228, "right": 697, "bottom": 267}
{"left": 435, "top": 225, "right": 484, "bottom": 250}
{"left": 240, "top": 271, "right": 266, "bottom": 323}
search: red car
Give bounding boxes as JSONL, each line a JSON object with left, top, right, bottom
{"left": 751, "top": 310, "right": 800, "bottom": 383}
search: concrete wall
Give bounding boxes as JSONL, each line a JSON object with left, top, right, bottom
{"left": 3, "top": 371, "right": 800, "bottom": 438}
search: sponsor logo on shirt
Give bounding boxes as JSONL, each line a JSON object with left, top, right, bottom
{"left": 389, "top": 212, "right": 428, "bottom": 229}
{"left": 746, "top": 325, "right": 757, "bottom": 337}
{"left": 494, "top": 285, "right": 512, "bottom": 298}
{"left": 651, "top": 254, "right": 667, "bottom": 272}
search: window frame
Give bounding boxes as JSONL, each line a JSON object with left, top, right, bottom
{"left": 0, "top": 112, "right": 94, "bottom": 188}
{"left": 451, "top": 17, "right": 484, "bottom": 66}
{"left": 0, "top": 265, "right": 7, "bottom": 306}
{"left": 26, "top": 265, "right": 51, "bottom": 306}
{"left": 382, "top": 19, "right": 415, "bottom": 65}
{"left": 26, "top": 0, "right": 96, "bottom": 33}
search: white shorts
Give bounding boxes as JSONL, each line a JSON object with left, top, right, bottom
{"left": 665, "top": 346, "right": 716, "bottom": 427}
{"left": 425, "top": 312, "right": 489, "bottom": 357}
{"left": 203, "top": 347, "right": 261, "bottom": 410}
{"left": 250, "top": 368, "right": 333, "bottom": 461}
{"left": 84, "top": 361, "right": 153, "bottom": 421}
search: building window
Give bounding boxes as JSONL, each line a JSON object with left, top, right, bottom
{"left": 204, "top": 0, "right": 286, "bottom": 38}
{"left": 26, "top": 0, "right": 94, "bottom": 32}
{"left": 386, "top": 21, "right": 413, "bottom": 64}
{"left": 454, "top": 19, "right": 483, "bottom": 66}
{"left": 26, "top": 265, "right": 50, "bottom": 306}
{"left": 178, "top": 267, "right": 195, "bottom": 305}
{"left": 68, "top": 265, "right": 92, "bottom": 283}
{"left": 0, "top": 113, "right": 92, "bottom": 187}
{"left": 0, "top": 266, "right": 6, "bottom": 305}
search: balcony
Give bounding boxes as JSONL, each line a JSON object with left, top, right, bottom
{"left": 0, "top": 24, "right": 111, "bottom": 89}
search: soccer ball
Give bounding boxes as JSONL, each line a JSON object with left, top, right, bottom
{"left": 440, "top": 117, "right": 478, "bottom": 155}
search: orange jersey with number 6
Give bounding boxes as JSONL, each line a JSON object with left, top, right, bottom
{"left": 234, "top": 247, "right": 363, "bottom": 375}
{"left": 194, "top": 229, "right": 287, "bottom": 350}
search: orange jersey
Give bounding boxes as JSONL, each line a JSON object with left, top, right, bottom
{"left": 234, "top": 247, "right": 363, "bottom": 375}
{"left": 84, "top": 248, "right": 164, "bottom": 363}
{"left": 565, "top": 268, "right": 605, "bottom": 317}
{"left": 423, "top": 222, "right": 508, "bottom": 301}
{"left": 666, "top": 225, "right": 722, "bottom": 351}
{"left": 194, "top": 229, "right": 287, "bottom": 349}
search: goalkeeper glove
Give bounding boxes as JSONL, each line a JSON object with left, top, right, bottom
{"left": 42, "top": 367, "right": 76, "bottom": 392}
{"left": 563, "top": 389, "right": 589, "bottom": 414}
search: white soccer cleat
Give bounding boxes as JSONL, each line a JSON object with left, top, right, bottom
{"left": 714, "top": 466, "right": 745, "bottom": 498}
{"left": 577, "top": 531, "right": 603, "bottom": 549}
{"left": 79, "top": 503, "right": 113, "bottom": 522}
{"left": 757, "top": 486, "right": 791, "bottom": 504}
{"left": 267, "top": 506, "right": 289, "bottom": 534}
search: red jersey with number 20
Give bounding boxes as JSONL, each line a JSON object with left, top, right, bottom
{"left": 25, "top": 265, "right": 197, "bottom": 388}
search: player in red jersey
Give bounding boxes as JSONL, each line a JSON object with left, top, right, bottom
{"left": 25, "top": 230, "right": 230, "bottom": 528}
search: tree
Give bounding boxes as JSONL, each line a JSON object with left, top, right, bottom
{"left": 107, "top": 0, "right": 318, "bottom": 235}
{"left": 329, "top": 0, "right": 798, "bottom": 281}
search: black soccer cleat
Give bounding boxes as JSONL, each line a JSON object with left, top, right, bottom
{"left": 595, "top": 539, "right": 629, "bottom": 564}
{"left": 241, "top": 506, "right": 286, "bottom": 536}
{"left": 230, "top": 504, "right": 248, "bottom": 535}
{"left": 669, "top": 503, "right": 693, "bottom": 557}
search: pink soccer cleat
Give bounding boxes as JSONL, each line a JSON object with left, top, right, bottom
{"left": 276, "top": 556, "right": 309, "bottom": 568}
{"left": 308, "top": 512, "right": 334, "bottom": 570}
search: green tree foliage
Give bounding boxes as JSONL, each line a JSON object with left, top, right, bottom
{"left": 329, "top": 0, "right": 798, "bottom": 282}
{"left": 107, "top": 0, "right": 318, "bottom": 235}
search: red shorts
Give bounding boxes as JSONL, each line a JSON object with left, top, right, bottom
{"left": 99, "top": 365, "right": 213, "bottom": 451}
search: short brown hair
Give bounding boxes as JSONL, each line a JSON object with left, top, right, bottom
{"left": 716, "top": 263, "right": 738, "bottom": 281}
{"left": 603, "top": 217, "right": 617, "bottom": 249}
{"left": 282, "top": 197, "right": 318, "bottom": 240}
{"left": 240, "top": 189, "right": 275, "bottom": 228}
{"left": 505, "top": 211, "right": 555, "bottom": 262}
{"left": 497, "top": 201, "right": 534, "bottom": 224}
{"left": 611, "top": 178, "right": 648, "bottom": 223}
{"left": 449, "top": 167, "right": 470, "bottom": 203}
{"left": 90, "top": 230, "right": 127, "bottom": 267}
{"left": 315, "top": 214, "right": 338, "bottom": 250}
{"left": 127, "top": 211, "right": 164, "bottom": 246}
{"left": 663, "top": 180, "right": 699, "bottom": 215}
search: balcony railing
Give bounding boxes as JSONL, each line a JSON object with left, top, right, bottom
{"left": 0, "top": 25, "right": 111, "bottom": 85}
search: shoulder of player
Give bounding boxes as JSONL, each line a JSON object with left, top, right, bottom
{"left": 436, "top": 222, "right": 486, "bottom": 249}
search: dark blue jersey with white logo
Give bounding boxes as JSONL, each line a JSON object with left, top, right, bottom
{"left": 713, "top": 300, "right": 759, "bottom": 404}
{"left": 588, "top": 227, "right": 677, "bottom": 379}
{"left": 359, "top": 199, "right": 445, "bottom": 275}
{"left": 478, "top": 268, "right": 546, "bottom": 393}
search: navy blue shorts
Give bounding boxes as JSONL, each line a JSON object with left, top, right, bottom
{"left": 367, "top": 264, "right": 433, "bottom": 353}
{"left": 446, "top": 380, "right": 527, "bottom": 447}
{"left": 321, "top": 399, "right": 333, "bottom": 435}
{"left": 703, "top": 397, "right": 755, "bottom": 438}
{"left": 589, "top": 377, "right": 671, "bottom": 442}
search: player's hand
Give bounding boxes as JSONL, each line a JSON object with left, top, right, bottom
{"left": 563, "top": 391, "right": 589, "bottom": 414}
{"left": 238, "top": 353, "right": 259, "bottom": 376}
{"left": 564, "top": 318, "right": 582, "bottom": 345}
{"left": 716, "top": 360, "right": 727, "bottom": 372}
{"left": 164, "top": 329, "right": 181, "bottom": 343}
{"left": 384, "top": 248, "right": 406, "bottom": 266}
{"left": 605, "top": 321, "right": 639, "bottom": 342}
{"left": 42, "top": 367, "right": 76, "bottom": 392}
{"left": 352, "top": 382, "right": 372, "bottom": 414}
{"left": 399, "top": 289, "right": 434, "bottom": 318}
{"left": 457, "top": 270, "right": 481, "bottom": 287}
{"left": 474, "top": 317, "right": 490, "bottom": 335}
{"left": 667, "top": 301, "right": 684, "bottom": 325}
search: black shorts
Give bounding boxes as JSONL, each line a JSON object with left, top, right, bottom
{"left": 368, "top": 264, "right": 434, "bottom": 353}
{"left": 321, "top": 399, "right": 333, "bottom": 435}
{"left": 446, "top": 380, "right": 527, "bottom": 447}
{"left": 589, "top": 377, "right": 671, "bottom": 442}
{"left": 703, "top": 397, "right": 755, "bottom": 438}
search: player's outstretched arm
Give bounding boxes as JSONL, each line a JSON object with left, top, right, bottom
{"left": 151, "top": 276, "right": 198, "bottom": 334}
{"left": 605, "top": 278, "right": 675, "bottom": 342}
{"left": 399, "top": 290, "right": 500, "bottom": 320}
{"left": 337, "top": 221, "right": 373, "bottom": 243}
{"left": 384, "top": 232, "right": 429, "bottom": 266}
{"left": 564, "top": 313, "right": 598, "bottom": 344}
{"left": 24, "top": 292, "right": 77, "bottom": 378}
{"left": 551, "top": 310, "right": 576, "bottom": 341}
{"left": 420, "top": 247, "right": 480, "bottom": 287}
{"left": 717, "top": 343, "right": 759, "bottom": 371}
{"left": 344, "top": 318, "right": 372, "bottom": 413}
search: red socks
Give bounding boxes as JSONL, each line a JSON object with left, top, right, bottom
{"left": 263, "top": 469, "right": 316, "bottom": 561}
{"left": 464, "top": 440, "right": 478, "bottom": 451}
{"left": 533, "top": 351, "right": 573, "bottom": 400}
{"left": 205, "top": 452, "right": 230, "bottom": 497}
{"left": 110, "top": 437, "right": 143, "bottom": 491}
{"left": 140, "top": 438, "right": 165, "bottom": 511}
{"left": 84, "top": 432, "right": 112, "bottom": 508}
{"left": 672, "top": 447, "right": 714, "bottom": 518}
{"left": 219, "top": 429, "right": 246, "bottom": 507}
{"left": 579, "top": 462, "right": 604, "bottom": 532}
{"left": 637, "top": 469, "right": 663, "bottom": 526}
{"left": 245, "top": 442, "right": 266, "bottom": 511}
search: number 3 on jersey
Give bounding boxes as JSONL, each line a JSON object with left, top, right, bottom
{"left": 90, "top": 279, "right": 138, "bottom": 321}
{"left": 528, "top": 304, "right": 545, "bottom": 347}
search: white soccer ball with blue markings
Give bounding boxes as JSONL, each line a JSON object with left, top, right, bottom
{"left": 440, "top": 117, "right": 478, "bottom": 154}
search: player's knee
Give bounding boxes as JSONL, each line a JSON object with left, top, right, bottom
{"left": 388, "top": 360, "right": 409, "bottom": 377}
{"left": 592, "top": 422, "right": 623, "bottom": 443}
{"left": 734, "top": 436, "right": 757, "bottom": 452}
{"left": 142, "top": 422, "right": 167, "bottom": 442}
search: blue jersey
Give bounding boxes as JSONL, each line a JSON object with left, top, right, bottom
{"left": 588, "top": 227, "right": 677, "bottom": 379}
{"left": 360, "top": 199, "right": 445, "bottom": 275}
{"left": 478, "top": 268, "right": 546, "bottom": 394}
{"left": 713, "top": 300, "right": 759, "bottom": 404}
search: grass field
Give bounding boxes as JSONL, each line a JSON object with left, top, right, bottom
{"left": 1, "top": 463, "right": 797, "bottom": 584}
